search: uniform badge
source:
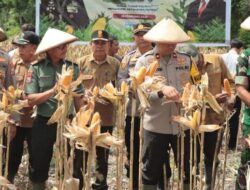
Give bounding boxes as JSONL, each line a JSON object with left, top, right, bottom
{"left": 26, "top": 70, "right": 33, "bottom": 83}
{"left": 98, "top": 31, "right": 103, "bottom": 38}
{"left": 138, "top": 24, "right": 144, "bottom": 30}
{"left": 177, "top": 58, "right": 186, "bottom": 66}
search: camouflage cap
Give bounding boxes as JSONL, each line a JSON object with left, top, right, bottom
{"left": 0, "top": 28, "right": 7, "bottom": 42}
{"left": 91, "top": 30, "right": 109, "bottom": 41}
{"left": 12, "top": 31, "right": 40, "bottom": 46}
{"left": 133, "top": 23, "right": 151, "bottom": 35}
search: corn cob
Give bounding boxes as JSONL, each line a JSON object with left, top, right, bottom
{"left": 135, "top": 66, "right": 147, "bottom": 85}
{"left": 1, "top": 92, "right": 8, "bottom": 109}
{"left": 105, "top": 83, "right": 116, "bottom": 94}
{"left": 8, "top": 86, "right": 15, "bottom": 96}
{"left": 92, "top": 86, "right": 99, "bottom": 97}
{"left": 146, "top": 61, "right": 159, "bottom": 77}
{"left": 92, "top": 17, "right": 107, "bottom": 32}
{"left": 62, "top": 74, "right": 73, "bottom": 87}
{"left": 223, "top": 78, "right": 231, "bottom": 97}
{"left": 120, "top": 81, "right": 128, "bottom": 95}
{"left": 91, "top": 112, "right": 100, "bottom": 126}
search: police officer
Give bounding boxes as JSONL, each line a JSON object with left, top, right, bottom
{"left": 7, "top": 31, "right": 41, "bottom": 183}
{"left": 118, "top": 23, "right": 152, "bottom": 190}
{"left": 25, "top": 28, "right": 83, "bottom": 190}
{"left": 77, "top": 30, "right": 120, "bottom": 190}
{"left": 235, "top": 16, "right": 250, "bottom": 190}
{"left": 182, "top": 44, "right": 234, "bottom": 190}
{"left": 135, "top": 18, "right": 191, "bottom": 190}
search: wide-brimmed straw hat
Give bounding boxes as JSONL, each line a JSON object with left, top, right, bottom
{"left": 143, "top": 17, "right": 190, "bottom": 44}
{"left": 241, "top": 16, "right": 250, "bottom": 30}
{"left": 35, "top": 28, "right": 78, "bottom": 55}
{"left": 0, "top": 28, "right": 7, "bottom": 42}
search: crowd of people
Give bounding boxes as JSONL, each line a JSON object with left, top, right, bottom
{"left": 0, "top": 15, "right": 250, "bottom": 190}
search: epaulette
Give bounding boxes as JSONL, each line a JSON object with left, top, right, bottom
{"left": 31, "top": 53, "right": 47, "bottom": 65}
{"left": 176, "top": 51, "right": 191, "bottom": 58}
{"left": 143, "top": 49, "right": 154, "bottom": 57}
{"left": 126, "top": 49, "right": 136, "bottom": 56}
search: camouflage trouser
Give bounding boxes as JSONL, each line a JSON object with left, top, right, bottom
{"left": 236, "top": 124, "right": 250, "bottom": 190}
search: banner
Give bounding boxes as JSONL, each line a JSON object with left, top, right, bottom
{"left": 39, "top": 0, "right": 230, "bottom": 44}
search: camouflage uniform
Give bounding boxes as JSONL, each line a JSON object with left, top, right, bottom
{"left": 235, "top": 49, "right": 250, "bottom": 190}
{"left": 7, "top": 53, "right": 41, "bottom": 182}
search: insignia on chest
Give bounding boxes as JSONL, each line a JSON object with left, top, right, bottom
{"left": 176, "top": 66, "right": 189, "bottom": 71}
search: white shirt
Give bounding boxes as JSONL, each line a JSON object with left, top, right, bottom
{"left": 221, "top": 49, "right": 239, "bottom": 77}
{"left": 199, "top": 0, "right": 210, "bottom": 9}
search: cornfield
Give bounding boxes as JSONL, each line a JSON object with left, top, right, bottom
{"left": 0, "top": 40, "right": 229, "bottom": 62}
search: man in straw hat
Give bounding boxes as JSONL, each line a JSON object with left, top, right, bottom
{"left": 77, "top": 30, "right": 120, "bottom": 190}
{"left": 134, "top": 17, "right": 192, "bottom": 190}
{"left": 7, "top": 31, "right": 41, "bottom": 183}
{"left": 25, "top": 28, "right": 83, "bottom": 190}
{"left": 118, "top": 22, "right": 152, "bottom": 190}
{"left": 182, "top": 44, "right": 234, "bottom": 190}
{"left": 235, "top": 16, "right": 250, "bottom": 190}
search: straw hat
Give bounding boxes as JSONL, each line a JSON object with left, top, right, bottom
{"left": 0, "top": 28, "right": 7, "bottom": 42}
{"left": 241, "top": 16, "right": 250, "bottom": 30}
{"left": 143, "top": 18, "right": 190, "bottom": 43}
{"left": 35, "top": 28, "right": 78, "bottom": 55}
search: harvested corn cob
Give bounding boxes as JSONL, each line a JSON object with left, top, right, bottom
{"left": 135, "top": 66, "right": 147, "bottom": 85}
{"left": 223, "top": 79, "right": 231, "bottom": 97}
{"left": 146, "top": 61, "right": 158, "bottom": 77}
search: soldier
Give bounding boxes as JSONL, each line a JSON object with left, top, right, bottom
{"left": 135, "top": 18, "right": 191, "bottom": 190}
{"left": 235, "top": 16, "right": 250, "bottom": 190}
{"left": 7, "top": 31, "right": 40, "bottom": 183}
{"left": 118, "top": 23, "right": 152, "bottom": 190}
{"left": 182, "top": 44, "right": 234, "bottom": 190}
{"left": 25, "top": 28, "right": 83, "bottom": 190}
{"left": 77, "top": 30, "right": 120, "bottom": 190}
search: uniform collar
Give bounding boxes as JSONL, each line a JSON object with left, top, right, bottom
{"left": 90, "top": 53, "right": 112, "bottom": 65}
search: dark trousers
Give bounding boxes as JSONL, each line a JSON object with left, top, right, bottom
{"left": 92, "top": 126, "right": 113, "bottom": 190}
{"left": 73, "top": 126, "right": 113, "bottom": 190}
{"left": 125, "top": 116, "right": 140, "bottom": 189}
{"left": 8, "top": 127, "right": 32, "bottom": 182}
{"left": 29, "top": 115, "right": 57, "bottom": 183}
{"left": 229, "top": 96, "right": 241, "bottom": 150}
{"left": 142, "top": 129, "right": 190, "bottom": 188}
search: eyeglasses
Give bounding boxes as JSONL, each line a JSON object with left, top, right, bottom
{"left": 92, "top": 41, "right": 107, "bottom": 45}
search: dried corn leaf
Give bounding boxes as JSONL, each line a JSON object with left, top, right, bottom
{"left": 96, "top": 133, "right": 123, "bottom": 149}
{"left": 198, "top": 125, "right": 222, "bottom": 133}
{"left": 47, "top": 105, "right": 64, "bottom": 125}
{"left": 0, "top": 176, "right": 17, "bottom": 190}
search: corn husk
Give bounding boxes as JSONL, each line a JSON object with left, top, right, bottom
{"left": 223, "top": 78, "right": 232, "bottom": 97}
{"left": 0, "top": 176, "right": 17, "bottom": 190}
